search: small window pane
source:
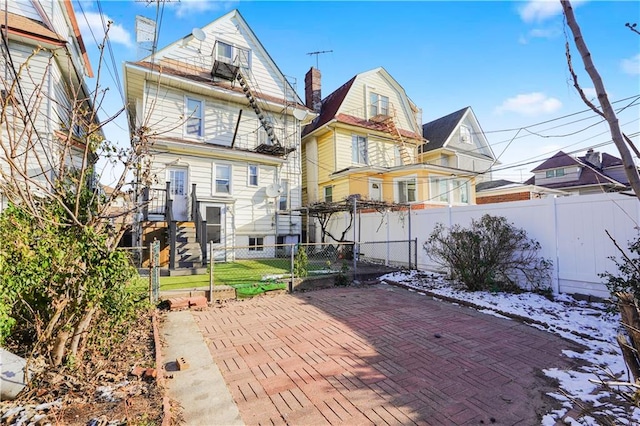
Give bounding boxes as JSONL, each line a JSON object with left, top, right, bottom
{"left": 248, "top": 165, "right": 258, "bottom": 186}
{"left": 324, "top": 186, "right": 333, "bottom": 203}
{"left": 216, "top": 165, "right": 230, "bottom": 194}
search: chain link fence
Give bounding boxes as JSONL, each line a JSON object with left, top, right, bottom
{"left": 202, "top": 239, "right": 417, "bottom": 290}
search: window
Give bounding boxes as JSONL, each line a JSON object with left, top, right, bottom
{"left": 456, "top": 179, "right": 469, "bottom": 204}
{"left": 249, "top": 237, "right": 264, "bottom": 251}
{"left": 546, "top": 168, "right": 565, "bottom": 178}
{"left": 369, "top": 180, "right": 382, "bottom": 201}
{"left": 215, "top": 164, "right": 231, "bottom": 194}
{"left": 258, "top": 117, "right": 276, "bottom": 146}
{"left": 248, "top": 165, "right": 258, "bottom": 186}
{"left": 352, "top": 135, "right": 368, "bottom": 164}
{"left": 324, "top": 186, "right": 333, "bottom": 202}
{"left": 460, "top": 125, "right": 472, "bottom": 144}
{"left": 279, "top": 180, "right": 288, "bottom": 210}
{"left": 186, "top": 98, "right": 203, "bottom": 137}
{"left": 429, "top": 177, "right": 470, "bottom": 204}
{"left": 215, "top": 41, "right": 251, "bottom": 69}
{"left": 370, "top": 92, "right": 389, "bottom": 117}
{"left": 397, "top": 178, "right": 417, "bottom": 203}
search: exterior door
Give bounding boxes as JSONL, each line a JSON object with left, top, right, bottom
{"left": 369, "top": 179, "right": 382, "bottom": 201}
{"left": 205, "top": 205, "right": 226, "bottom": 261}
{"left": 168, "top": 168, "right": 188, "bottom": 221}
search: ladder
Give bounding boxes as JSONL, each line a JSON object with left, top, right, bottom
{"left": 235, "top": 71, "right": 280, "bottom": 146}
{"left": 380, "top": 106, "right": 412, "bottom": 166}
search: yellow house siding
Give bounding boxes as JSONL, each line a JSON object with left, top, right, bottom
{"left": 316, "top": 131, "right": 335, "bottom": 184}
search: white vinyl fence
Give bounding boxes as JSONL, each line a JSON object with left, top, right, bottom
{"left": 325, "top": 193, "right": 640, "bottom": 298}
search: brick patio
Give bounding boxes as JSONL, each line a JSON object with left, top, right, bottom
{"left": 194, "top": 284, "right": 582, "bottom": 425}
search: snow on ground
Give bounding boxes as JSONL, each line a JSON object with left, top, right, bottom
{"left": 379, "top": 270, "right": 639, "bottom": 425}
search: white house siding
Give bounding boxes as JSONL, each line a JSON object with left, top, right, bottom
{"left": 6, "top": 1, "right": 40, "bottom": 21}
{"left": 154, "top": 12, "right": 294, "bottom": 106}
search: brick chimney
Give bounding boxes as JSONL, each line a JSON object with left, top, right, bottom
{"left": 305, "top": 67, "right": 322, "bottom": 113}
{"left": 585, "top": 148, "right": 601, "bottom": 168}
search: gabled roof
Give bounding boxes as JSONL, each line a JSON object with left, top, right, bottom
{"left": 421, "top": 107, "right": 468, "bottom": 151}
{"left": 529, "top": 150, "right": 627, "bottom": 190}
{"left": 302, "top": 67, "right": 422, "bottom": 140}
{"left": 531, "top": 151, "right": 579, "bottom": 172}
{"left": 302, "top": 76, "right": 355, "bottom": 136}
{"left": 0, "top": 10, "right": 64, "bottom": 43}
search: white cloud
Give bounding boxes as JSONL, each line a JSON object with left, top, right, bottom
{"left": 77, "top": 11, "right": 132, "bottom": 47}
{"left": 518, "top": 0, "right": 586, "bottom": 23}
{"left": 170, "top": 0, "right": 238, "bottom": 18}
{"left": 621, "top": 54, "right": 640, "bottom": 75}
{"left": 518, "top": 26, "right": 561, "bottom": 44}
{"left": 495, "top": 92, "right": 563, "bottom": 116}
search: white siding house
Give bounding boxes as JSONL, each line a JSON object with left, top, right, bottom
{"left": 124, "top": 10, "right": 314, "bottom": 270}
{"left": 0, "top": 1, "right": 94, "bottom": 206}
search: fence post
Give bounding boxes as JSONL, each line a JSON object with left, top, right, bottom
{"left": 149, "top": 239, "right": 160, "bottom": 304}
{"left": 289, "top": 243, "right": 294, "bottom": 293}
{"left": 209, "top": 243, "right": 214, "bottom": 303}
{"left": 414, "top": 238, "right": 418, "bottom": 270}
{"left": 353, "top": 198, "right": 357, "bottom": 281}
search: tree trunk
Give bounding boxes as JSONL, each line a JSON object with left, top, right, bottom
{"left": 561, "top": 0, "right": 640, "bottom": 200}
{"left": 52, "top": 330, "right": 70, "bottom": 366}
{"left": 69, "top": 307, "right": 96, "bottom": 360}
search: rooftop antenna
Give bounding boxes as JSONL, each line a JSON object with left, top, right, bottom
{"left": 306, "top": 50, "right": 333, "bottom": 68}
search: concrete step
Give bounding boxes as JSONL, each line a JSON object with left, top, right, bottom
{"left": 161, "top": 267, "right": 208, "bottom": 276}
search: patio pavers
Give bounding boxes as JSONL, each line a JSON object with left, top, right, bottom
{"left": 193, "top": 284, "right": 582, "bottom": 425}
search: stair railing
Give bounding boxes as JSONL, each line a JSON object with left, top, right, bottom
{"left": 165, "top": 181, "right": 177, "bottom": 270}
{"left": 191, "top": 184, "right": 208, "bottom": 264}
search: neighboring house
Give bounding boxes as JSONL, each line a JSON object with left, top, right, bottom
{"left": 476, "top": 179, "right": 568, "bottom": 204}
{"left": 0, "top": 1, "right": 94, "bottom": 207}
{"left": 419, "top": 106, "right": 497, "bottom": 185}
{"left": 302, "top": 66, "right": 478, "bottom": 233}
{"left": 124, "top": 10, "right": 313, "bottom": 270}
{"left": 525, "top": 149, "right": 630, "bottom": 195}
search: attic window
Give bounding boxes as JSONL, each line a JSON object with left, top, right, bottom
{"left": 460, "top": 126, "right": 472, "bottom": 144}
{"left": 370, "top": 93, "right": 389, "bottom": 117}
{"left": 546, "top": 168, "right": 565, "bottom": 178}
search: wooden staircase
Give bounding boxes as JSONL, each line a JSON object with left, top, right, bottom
{"left": 169, "top": 222, "right": 206, "bottom": 275}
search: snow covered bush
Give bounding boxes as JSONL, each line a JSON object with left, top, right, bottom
{"left": 424, "top": 214, "right": 552, "bottom": 293}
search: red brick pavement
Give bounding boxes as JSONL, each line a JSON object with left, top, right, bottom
{"left": 194, "top": 285, "right": 582, "bottom": 425}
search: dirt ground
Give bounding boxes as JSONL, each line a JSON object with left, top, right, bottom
{"left": 0, "top": 311, "right": 164, "bottom": 426}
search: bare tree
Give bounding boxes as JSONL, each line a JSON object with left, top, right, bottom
{"left": 560, "top": 0, "right": 640, "bottom": 200}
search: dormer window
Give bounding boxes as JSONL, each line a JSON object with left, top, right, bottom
{"left": 460, "top": 126, "right": 472, "bottom": 144}
{"left": 546, "top": 168, "right": 565, "bottom": 178}
{"left": 370, "top": 93, "right": 389, "bottom": 117}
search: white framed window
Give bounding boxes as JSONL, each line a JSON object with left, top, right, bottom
{"left": 215, "top": 40, "right": 251, "bottom": 70}
{"left": 352, "top": 135, "right": 368, "bottom": 165}
{"left": 396, "top": 178, "right": 417, "bottom": 203}
{"left": 249, "top": 237, "right": 264, "bottom": 251}
{"left": 248, "top": 165, "right": 258, "bottom": 186}
{"left": 459, "top": 125, "right": 472, "bottom": 144}
{"left": 429, "top": 177, "right": 470, "bottom": 204}
{"left": 279, "top": 180, "right": 288, "bottom": 210}
{"left": 546, "top": 168, "right": 565, "bottom": 178}
{"left": 214, "top": 164, "right": 231, "bottom": 194}
{"left": 258, "top": 117, "right": 276, "bottom": 146}
{"left": 370, "top": 92, "right": 389, "bottom": 117}
{"left": 324, "top": 186, "right": 333, "bottom": 203}
{"left": 185, "top": 97, "right": 203, "bottom": 137}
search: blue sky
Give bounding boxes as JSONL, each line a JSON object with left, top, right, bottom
{"left": 76, "top": 0, "right": 640, "bottom": 184}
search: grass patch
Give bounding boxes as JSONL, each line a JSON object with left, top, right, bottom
{"left": 159, "top": 259, "right": 292, "bottom": 291}
{"left": 232, "top": 282, "right": 287, "bottom": 298}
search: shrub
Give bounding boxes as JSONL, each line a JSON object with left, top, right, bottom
{"left": 294, "top": 245, "right": 309, "bottom": 278}
{"left": 424, "top": 214, "right": 552, "bottom": 292}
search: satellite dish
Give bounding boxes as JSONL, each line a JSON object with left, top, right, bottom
{"left": 192, "top": 28, "right": 206, "bottom": 42}
{"left": 265, "top": 183, "right": 283, "bottom": 198}
{"left": 292, "top": 109, "right": 308, "bottom": 121}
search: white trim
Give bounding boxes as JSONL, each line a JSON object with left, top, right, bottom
{"left": 184, "top": 95, "right": 204, "bottom": 140}
{"left": 248, "top": 164, "right": 259, "bottom": 187}
{"left": 212, "top": 162, "right": 232, "bottom": 196}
